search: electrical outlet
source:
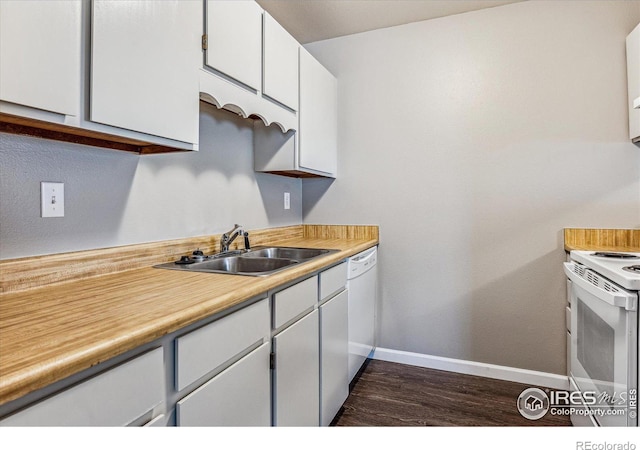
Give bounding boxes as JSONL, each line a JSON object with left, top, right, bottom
{"left": 41, "top": 182, "right": 64, "bottom": 218}
{"left": 284, "top": 192, "right": 290, "bottom": 210}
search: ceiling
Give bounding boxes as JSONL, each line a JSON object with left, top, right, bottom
{"left": 256, "top": 0, "right": 525, "bottom": 44}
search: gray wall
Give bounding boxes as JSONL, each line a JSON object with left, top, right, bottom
{"left": 304, "top": 0, "right": 640, "bottom": 374}
{"left": 0, "top": 102, "right": 302, "bottom": 259}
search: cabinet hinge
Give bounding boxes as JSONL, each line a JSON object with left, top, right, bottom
{"left": 202, "top": 34, "right": 208, "bottom": 51}
{"left": 270, "top": 352, "right": 276, "bottom": 370}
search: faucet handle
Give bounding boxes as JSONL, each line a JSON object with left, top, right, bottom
{"left": 244, "top": 231, "right": 251, "bottom": 251}
{"left": 224, "top": 223, "right": 242, "bottom": 236}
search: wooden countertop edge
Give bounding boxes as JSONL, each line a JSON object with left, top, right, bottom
{"left": 564, "top": 245, "right": 640, "bottom": 252}
{"left": 0, "top": 238, "right": 378, "bottom": 406}
{"left": 563, "top": 228, "right": 640, "bottom": 253}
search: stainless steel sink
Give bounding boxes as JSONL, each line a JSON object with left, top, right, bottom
{"left": 184, "top": 256, "right": 298, "bottom": 275}
{"left": 243, "top": 247, "right": 333, "bottom": 261}
{"left": 154, "top": 246, "right": 338, "bottom": 277}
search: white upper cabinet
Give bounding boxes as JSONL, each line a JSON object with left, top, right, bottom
{"left": 91, "top": 0, "right": 200, "bottom": 145}
{"left": 205, "top": 0, "right": 262, "bottom": 91}
{"left": 627, "top": 23, "right": 640, "bottom": 144}
{"left": 254, "top": 48, "right": 338, "bottom": 178}
{"left": 199, "top": 2, "right": 297, "bottom": 132}
{"left": 263, "top": 12, "right": 299, "bottom": 111}
{"left": 0, "top": 0, "right": 81, "bottom": 118}
{"left": 299, "top": 47, "right": 338, "bottom": 176}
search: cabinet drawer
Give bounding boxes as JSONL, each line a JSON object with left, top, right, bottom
{"left": 0, "top": 348, "right": 163, "bottom": 426}
{"left": 175, "top": 298, "right": 269, "bottom": 391}
{"left": 176, "top": 342, "right": 271, "bottom": 426}
{"left": 273, "top": 276, "right": 318, "bottom": 330}
{"left": 319, "top": 262, "right": 347, "bottom": 303}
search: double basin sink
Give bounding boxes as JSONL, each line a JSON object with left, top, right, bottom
{"left": 155, "top": 246, "right": 338, "bottom": 277}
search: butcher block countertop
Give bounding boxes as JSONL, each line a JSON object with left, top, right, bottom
{"left": 564, "top": 228, "right": 640, "bottom": 252}
{"left": 0, "top": 225, "right": 378, "bottom": 407}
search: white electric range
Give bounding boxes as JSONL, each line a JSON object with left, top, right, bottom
{"left": 564, "top": 251, "right": 639, "bottom": 426}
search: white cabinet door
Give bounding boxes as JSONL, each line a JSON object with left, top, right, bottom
{"left": 91, "top": 0, "right": 200, "bottom": 144}
{"left": 299, "top": 47, "right": 338, "bottom": 176}
{"left": 0, "top": 0, "right": 81, "bottom": 117}
{"left": 263, "top": 12, "right": 299, "bottom": 111}
{"left": 273, "top": 310, "right": 320, "bottom": 426}
{"left": 254, "top": 46, "right": 338, "bottom": 178}
{"left": 627, "top": 23, "right": 640, "bottom": 143}
{"left": 0, "top": 348, "right": 164, "bottom": 427}
{"left": 176, "top": 342, "right": 271, "bottom": 426}
{"left": 205, "top": 0, "right": 262, "bottom": 91}
{"left": 319, "top": 289, "right": 349, "bottom": 426}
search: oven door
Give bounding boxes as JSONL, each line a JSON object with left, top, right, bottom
{"left": 564, "top": 262, "right": 638, "bottom": 427}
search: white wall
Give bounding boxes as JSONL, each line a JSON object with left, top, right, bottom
{"left": 304, "top": 0, "right": 640, "bottom": 374}
{"left": 0, "top": 102, "right": 302, "bottom": 259}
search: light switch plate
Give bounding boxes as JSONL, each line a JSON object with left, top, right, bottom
{"left": 284, "top": 192, "right": 290, "bottom": 210}
{"left": 41, "top": 182, "right": 65, "bottom": 218}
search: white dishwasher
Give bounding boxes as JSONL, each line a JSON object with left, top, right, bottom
{"left": 347, "top": 246, "right": 378, "bottom": 382}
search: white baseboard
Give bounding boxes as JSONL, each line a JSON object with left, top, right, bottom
{"left": 372, "top": 347, "right": 569, "bottom": 390}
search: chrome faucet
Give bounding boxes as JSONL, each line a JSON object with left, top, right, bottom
{"left": 220, "top": 224, "right": 250, "bottom": 252}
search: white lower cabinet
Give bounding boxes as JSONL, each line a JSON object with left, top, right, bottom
{"left": 0, "top": 263, "right": 352, "bottom": 427}
{"left": 175, "top": 298, "right": 269, "bottom": 391}
{"left": 319, "top": 289, "right": 349, "bottom": 426}
{"left": 0, "top": 348, "right": 164, "bottom": 426}
{"left": 176, "top": 342, "right": 271, "bottom": 426}
{"left": 174, "top": 298, "right": 271, "bottom": 426}
{"left": 271, "top": 264, "right": 349, "bottom": 427}
{"left": 273, "top": 309, "right": 320, "bottom": 426}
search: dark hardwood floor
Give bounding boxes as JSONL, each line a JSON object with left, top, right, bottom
{"left": 331, "top": 359, "right": 571, "bottom": 426}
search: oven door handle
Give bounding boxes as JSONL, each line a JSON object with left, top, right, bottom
{"left": 564, "top": 262, "right": 637, "bottom": 311}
